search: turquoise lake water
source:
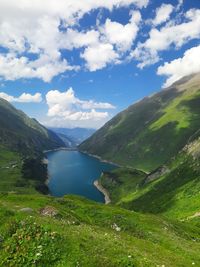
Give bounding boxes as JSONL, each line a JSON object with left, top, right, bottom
{"left": 46, "top": 150, "right": 116, "bottom": 203}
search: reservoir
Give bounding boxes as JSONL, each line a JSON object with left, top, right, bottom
{"left": 46, "top": 150, "right": 116, "bottom": 203}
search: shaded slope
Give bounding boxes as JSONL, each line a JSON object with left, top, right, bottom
{"left": 80, "top": 73, "right": 200, "bottom": 171}
{"left": 0, "top": 98, "right": 65, "bottom": 155}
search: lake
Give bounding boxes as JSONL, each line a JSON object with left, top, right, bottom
{"left": 46, "top": 150, "right": 116, "bottom": 203}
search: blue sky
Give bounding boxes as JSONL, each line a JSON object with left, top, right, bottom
{"left": 0, "top": 0, "right": 200, "bottom": 128}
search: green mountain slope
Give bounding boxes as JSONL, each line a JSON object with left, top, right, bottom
{"left": 79, "top": 73, "right": 200, "bottom": 171}
{"left": 0, "top": 98, "right": 65, "bottom": 155}
{"left": 0, "top": 98, "right": 66, "bottom": 195}
{"left": 100, "top": 133, "right": 200, "bottom": 220}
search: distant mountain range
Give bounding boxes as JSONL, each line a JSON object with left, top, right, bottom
{"left": 80, "top": 73, "right": 200, "bottom": 172}
{"left": 49, "top": 127, "right": 96, "bottom": 147}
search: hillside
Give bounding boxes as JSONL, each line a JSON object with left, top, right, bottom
{"left": 0, "top": 98, "right": 65, "bottom": 155}
{"left": 79, "top": 73, "right": 200, "bottom": 172}
{"left": 99, "top": 133, "right": 200, "bottom": 220}
{"left": 0, "top": 193, "right": 200, "bottom": 267}
{"left": 0, "top": 98, "right": 66, "bottom": 195}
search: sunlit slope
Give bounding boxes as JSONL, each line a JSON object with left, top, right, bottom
{"left": 100, "top": 134, "right": 200, "bottom": 220}
{"left": 80, "top": 73, "right": 200, "bottom": 171}
{"left": 0, "top": 193, "right": 200, "bottom": 267}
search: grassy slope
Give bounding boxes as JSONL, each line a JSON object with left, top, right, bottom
{"left": 0, "top": 194, "right": 200, "bottom": 267}
{"left": 100, "top": 137, "right": 200, "bottom": 220}
{"left": 0, "top": 146, "right": 199, "bottom": 266}
{"left": 0, "top": 146, "right": 43, "bottom": 195}
{"left": 0, "top": 98, "right": 65, "bottom": 155}
{"left": 80, "top": 73, "right": 200, "bottom": 172}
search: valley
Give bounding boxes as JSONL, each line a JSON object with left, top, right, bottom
{"left": 0, "top": 73, "right": 200, "bottom": 266}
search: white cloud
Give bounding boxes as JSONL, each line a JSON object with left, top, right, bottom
{"left": 157, "top": 45, "right": 200, "bottom": 87}
{"left": 60, "top": 29, "right": 100, "bottom": 50}
{"left": 177, "top": 0, "right": 184, "bottom": 10}
{"left": 80, "top": 10, "right": 141, "bottom": 71}
{"left": 0, "top": 92, "right": 42, "bottom": 103}
{"left": 0, "top": 53, "right": 77, "bottom": 82}
{"left": 45, "top": 88, "right": 115, "bottom": 127}
{"left": 132, "top": 8, "right": 200, "bottom": 68}
{"left": 81, "top": 43, "right": 120, "bottom": 71}
{"left": 152, "top": 4, "right": 173, "bottom": 26}
{"left": 0, "top": 0, "right": 148, "bottom": 81}
{"left": 100, "top": 11, "right": 141, "bottom": 52}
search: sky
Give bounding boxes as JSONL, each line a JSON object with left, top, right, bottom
{"left": 0, "top": 0, "right": 200, "bottom": 129}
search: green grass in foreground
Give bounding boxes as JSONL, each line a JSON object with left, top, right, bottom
{"left": 0, "top": 193, "right": 200, "bottom": 267}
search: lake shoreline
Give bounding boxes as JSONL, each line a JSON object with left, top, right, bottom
{"left": 80, "top": 150, "right": 120, "bottom": 167}
{"left": 93, "top": 177, "right": 111, "bottom": 204}
{"left": 44, "top": 147, "right": 77, "bottom": 153}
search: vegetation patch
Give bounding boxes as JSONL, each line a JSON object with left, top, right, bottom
{"left": 1, "top": 218, "right": 63, "bottom": 267}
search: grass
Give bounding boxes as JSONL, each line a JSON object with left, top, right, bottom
{"left": 0, "top": 146, "right": 46, "bottom": 195}
{"left": 100, "top": 148, "right": 200, "bottom": 221}
{"left": 100, "top": 168, "right": 146, "bottom": 203}
{"left": 150, "top": 90, "right": 200, "bottom": 131}
{"left": 0, "top": 193, "right": 200, "bottom": 266}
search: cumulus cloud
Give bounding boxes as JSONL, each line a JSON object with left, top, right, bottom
{"left": 0, "top": 92, "right": 42, "bottom": 103}
{"left": 45, "top": 88, "right": 115, "bottom": 127}
{"left": 60, "top": 29, "right": 100, "bottom": 50}
{"left": 81, "top": 43, "right": 120, "bottom": 71}
{"left": 152, "top": 4, "right": 173, "bottom": 26}
{"left": 157, "top": 45, "right": 200, "bottom": 87}
{"left": 132, "top": 8, "right": 200, "bottom": 68}
{"left": 100, "top": 11, "right": 141, "bottom": 52}
{"left": 0, "top": 53, "right": 76, "bottom": 82}
{"left": 80, "top": 10, "right": 141, "bottom": 71}
{"left": 0, "top": 0, "right": 148, "bottom": 81}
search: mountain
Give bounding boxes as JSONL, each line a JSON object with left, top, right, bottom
{"left": 99, "top": 132, "right": 200, "bottom": 219}
{"left": 0, "top": 98, "right": 65, "bottom": 155}
{"left": 79, "top": 73, "right": 200, "bottom": 172}
{"left": 49, "top": 127, "right": 96, "bottom": 146}
{"left": 1, "top": 77, "right": 200, "bottom": 266}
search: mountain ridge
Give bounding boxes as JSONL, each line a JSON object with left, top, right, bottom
{"left": 79, "top": 72, "right": 200, "bottom": 171}
{"left": 0, "top": 97, "right": 65, "bottom": 155}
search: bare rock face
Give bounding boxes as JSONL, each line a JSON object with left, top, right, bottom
{"left": 39, "top": 206, "right": 58, "bottom": 217}
{"left": 185, "top": 136, "right": 200, "bottom": 159}
{"left": 145, "top": 166, "right": 170, "bottom": 184}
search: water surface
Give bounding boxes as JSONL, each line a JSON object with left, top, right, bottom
{"left": 46, "top": 150, "right": 116, "bottom": 203}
